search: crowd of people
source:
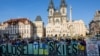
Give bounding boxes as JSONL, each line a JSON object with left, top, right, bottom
{"left": 0, "top": 37, "right": 86, "bottom": 46}
{"left": 0, "top": 37, "right": 89, "bottom": 56}
{"left": 0, "top": 36, "right": 100, "bottom": 56}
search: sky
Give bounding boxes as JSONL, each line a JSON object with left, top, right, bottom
{"left": 0, "top": 0, "right": 100, "bottom": 27}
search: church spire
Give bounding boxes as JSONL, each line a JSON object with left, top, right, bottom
{"left": 60, "top": 0, "right": 67, "bottom": 7}
{"left": 48, "top": 0, "right": 55, "bottom": 10}
{"left": 70, "top": 6, "right": 72, "bottom": 22}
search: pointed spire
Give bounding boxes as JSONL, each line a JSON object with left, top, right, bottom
{"left": 70, "top": 6, "right": 72, "bottom": 22}
{"left": 48, "top": 0, "right": 55, "bottom": 10}
{"left": 60, "top": 0, "right": 67, "bottom": 7}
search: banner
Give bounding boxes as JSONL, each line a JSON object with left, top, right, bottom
{"left": 86, "top": 39, "right": 99, "bottom": 56}
{"left": 3, "top": 40, "right": 100, "bottom": 56}
{"left": 1, "top": 43, "right": 48, "bottom": 56}
{"left": 48, "top": 41, "right": 78, "bottom": 56}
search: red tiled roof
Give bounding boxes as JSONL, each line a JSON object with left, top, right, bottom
{"left": 4, "top": 18, "right": 33, "bottom": 25}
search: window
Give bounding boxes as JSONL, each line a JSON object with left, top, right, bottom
{"left": 51, "top": 34, "right": 53, "bottom": 37}
{"left": 63, "top": 8, "right": 65, "bottom": 14}
{"left": 63, "top": 34, "right": 65, "bottom": 37}
{"left": 50, "top": 10, "right": 52, "bottom": 15}
{"left": 56, "top": 19, "right": 59, "bottom": 23}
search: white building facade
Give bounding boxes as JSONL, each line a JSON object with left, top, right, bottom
{"left": 46, "top": 0, "right": 86, "bottom": 38}
{"left": 33, "top": 16, "right": 44, "bottom": 38}
{"left": 0, "top": 18, "right": 34, "bottom": 39}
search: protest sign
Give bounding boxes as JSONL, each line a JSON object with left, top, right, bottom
{"left": 86, "top": 39, "right": 99, "bottom": 56}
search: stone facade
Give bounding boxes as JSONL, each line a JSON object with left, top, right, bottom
{"left": 89, "top": 10, "right": 100, "bottom": 35}
{"left": 33, "top": 16, "right": 44, "bottom": 38}
{"left": 0, "top": 18, "right": 34, "bottom": 39}
{"left": 46, "top": 0, "right": 87, "bottom": 38}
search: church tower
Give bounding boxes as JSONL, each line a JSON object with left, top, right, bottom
{"left": 48, "top": 0, "right": 55, "bottom": 24}
{"left": 60, "top": 0, "right": 67, "bottom": 23}
{"left": 46, "top": 0, "right": 87, "bottom": 38}
{"left": 47, "top": 0, "right": 67, "bottom": 24}
{"left": 60, "top": 0, "right": 67, "bottom": 16}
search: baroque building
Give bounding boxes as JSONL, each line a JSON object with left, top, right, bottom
{"left": 0, "top": 18, "right": 34, "bottom": 39}
{"left": 33, "top": 16, "right": 44, "bottom": 38}
{"left": 0, "top": 17, "right": 44, "bottom": 39}
{"left": 89, "top": 10, "right": 100, "bottom": 35}
{"left": 46, "top": 0, "right": 86, "bottom": 38}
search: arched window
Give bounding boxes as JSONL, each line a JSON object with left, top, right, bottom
{"left": 63, "top": 34, "right": 65, "bottom": 37}
{"left": 63, "top": 8, "right": 65, "bottom": 14}
{"left": 56, "top": 19, "right": 59, "bottom": 23}
{"left": 50, "top": 11, "right": 52, "bottom": 15}
{"left": 51, "top": 34, "right": 53, "bottom": 37}
{"left": 55, "top": 34, "right": 57, "bottom": 37}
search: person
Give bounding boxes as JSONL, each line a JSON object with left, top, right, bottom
{"left": 97, "top": 40, "right": 100, "bottom": 55}
{"left": 33, "top": 40, "right": 39, "bottom": 55}
{"left": 78, "top": 38, "right": 86, "bottom": 56}
{"left": 0, "top": 45, "right": 2, "bottom": 56}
